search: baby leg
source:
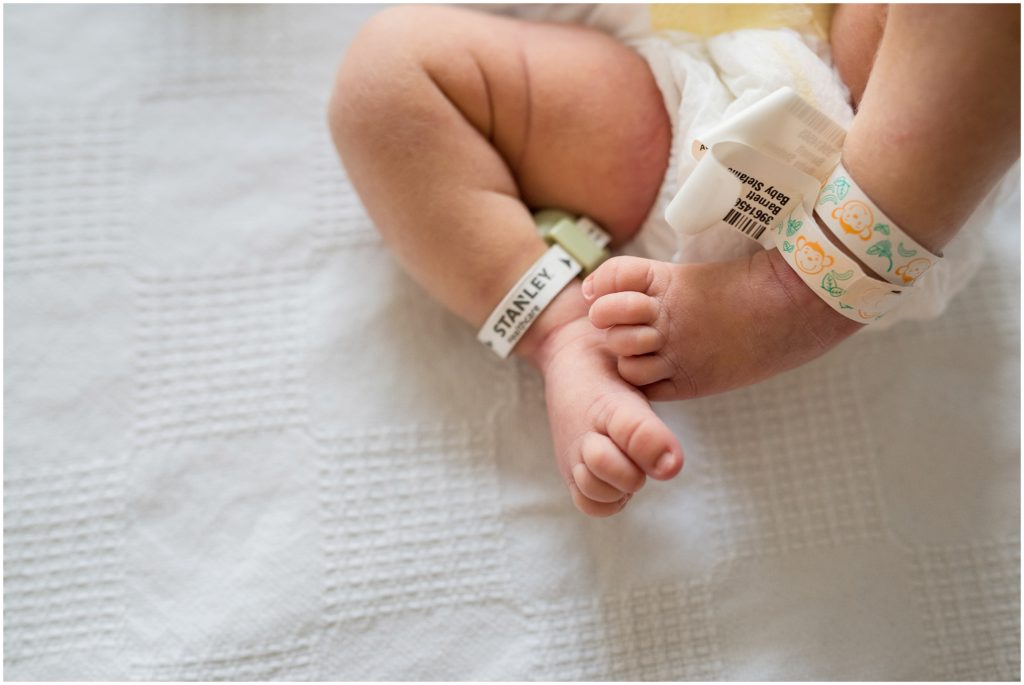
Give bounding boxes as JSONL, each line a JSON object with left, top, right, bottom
{"left": 329, "top": 6, "right": 679, "bottom": 516}
{"left": 583, "top": 3, "right": 1020, "bottom": 401}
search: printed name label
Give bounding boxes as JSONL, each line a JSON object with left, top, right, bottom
{"left": 477, "top": 245, "right": 582, "bottom": 358}
{"left": 666, "top": 138, "right": 820, "bottom": 250}
{"left": 721, "top": 168, "right": 793, "bottom": 240}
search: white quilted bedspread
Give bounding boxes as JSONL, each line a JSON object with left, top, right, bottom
{"left": 4, "top": 4, "right": 1020, "bottom": 680}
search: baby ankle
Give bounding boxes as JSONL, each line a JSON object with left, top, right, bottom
{"left": 764, "top": 249, "right": 864, "bottom": 343}
{"left": 513, "top": 281, "right": 591, "bottom": 370}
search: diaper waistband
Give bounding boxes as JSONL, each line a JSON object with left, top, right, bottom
{"left": 649, "top": 3, "right": 835, "bottom": 40}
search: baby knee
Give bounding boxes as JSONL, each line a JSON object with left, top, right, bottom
{"left": 328, "top": 7, "right": 433, "bottom": 148}
{"left": 334, "top": 5, "right": 463, "bottom": 82}
{"left": 345, "top": 5, "right": 448, "bottom": 58}
{"left": 328, "top": 6, "right": 480, "bottom": 144}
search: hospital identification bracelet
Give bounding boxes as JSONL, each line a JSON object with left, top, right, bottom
{"left": 477, "top": 245, "right": 582, "bottom": 358}
{"left": 775, "top": 206, "right": 907, "bottom": 323}
{"left": 816, "top": 161, "right": 942, "bottom": 287}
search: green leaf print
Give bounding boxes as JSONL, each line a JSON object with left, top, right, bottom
{"left": 783, "top": 240, "right": 795, "bottom": 253}
{"left": 786, "top": 218, "right": 803, "bottom": 237}
{"left": 897, "top": 242, "right": 918, "bottom": 258}
{"left": 834, "top": 177, "right": 851, "bottom": 201}
{"left": 839, "top": 302, "right": 854, "bottom": 310}
{"left": 834, "top": 269, "right": 854, "bottom": 280}
{"left": 866, "top": 239, "right": 894, "bottom": 272}
{"left": 874, "top": 223, "right": 890, "bottom": 236}
{"left": 820, "top": 271, "right": 845, "bottom": 297}
{"left": 818, "top": 177, "right": 851, "bottom": 206}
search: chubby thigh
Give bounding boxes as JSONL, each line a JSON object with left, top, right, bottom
{"left": 341, "top": 5, "right": 672, "bottom": 242}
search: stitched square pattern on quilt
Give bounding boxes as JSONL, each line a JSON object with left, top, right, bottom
{"left": 131, "top": 93, "right": 318, "bottom": 268}
{"left": 318, "top": 423, "right": 510, "bottom": 622}
{"left": 526, "top": 581, "right": 722, "bottom": 681}
{"left": 132, "top": 267, "right": 305, "bottom": 446}
{"left": 912, "top": 539, "right": 1021, "bottom": 680}
{"left": 144, "top": 4, "right": 297, "bottom": 98}
{"left": 4, "top": 461, "right": 126, "bottom": 660}
{"left": 134, "top": 637, "right": 315, "bottom": 681}
{"left": 693, "top": 361, "right": 885, "bottom": 560}
{"left": 4, "top": 109, "right": 131, "bottom": 272}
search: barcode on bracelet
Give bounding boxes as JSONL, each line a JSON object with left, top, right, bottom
{"left": 785, "top": 97, "right": 846, "bottom": 149}
{"left": 723, "top": 209, "right": 769, "bottom": 239}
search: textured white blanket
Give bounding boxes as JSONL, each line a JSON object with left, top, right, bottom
{"left": 4, "top": 4, "right": 1020, "bottom": 680}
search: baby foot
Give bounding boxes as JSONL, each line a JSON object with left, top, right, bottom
{"left": 528, "top": 314, "right": 684, "bottom": 517}
{"left": 582, "top": 249, "right": 863, "bottom": 401}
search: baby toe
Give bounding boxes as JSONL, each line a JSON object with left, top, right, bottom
{"left": 605, "top": 325, "right": 665, "bottom": 357}
{"left": 572, "top": 463, "right": 626, "bottom": 503}
{"left": 603, "top": 397, "right": 684, "bottom": 481}
{"left": 581, "top": 432, "right": 646, "bottom": 493}
{"left": 589, "top": 292, "right": 659, "bottom": 330}
{"left": 571, "top": 488, "right": 630, "bottom": 518}
{"left": 582, "top": 255, "right": 657, "bottom": 300}
{"left": 617, "top": 353, "right": 674, "bottom": 387}
{"left": 640, "top": 377, "right": 692, "bottom": 402}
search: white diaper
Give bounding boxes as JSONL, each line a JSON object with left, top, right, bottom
{"left": 622, "top": 27, "right": 1016, "bottom": 331}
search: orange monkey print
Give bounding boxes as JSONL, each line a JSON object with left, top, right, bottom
{"left": 832, "top": 200, "right": 875, "bottom": 240}
{"left": 794, "top": 236, "right": 834, "bottom": 275}
{"left": 894, "top": 257, "right": 931, "bottom": 285}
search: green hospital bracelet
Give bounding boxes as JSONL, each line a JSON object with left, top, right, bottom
{"left": 534, "top": 209, "right": 612, "bottom": 275}
{"left": 475, "top": 210, "right": 613, "bottom": 359}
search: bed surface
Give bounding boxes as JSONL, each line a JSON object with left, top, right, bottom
{"left": 4, "top": 4, "right": 1020, "bottom": 680}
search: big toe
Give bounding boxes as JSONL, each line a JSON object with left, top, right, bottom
{"left": 599, "top": 393, "right": 683, "bottom": 481}
{"left": 582, "top": 255, "right": 659, "bottom": 300}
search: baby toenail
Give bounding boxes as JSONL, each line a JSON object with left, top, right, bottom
{"left": 656, "top": 452, "right": 676, "bottom": 474}
{"left": 581, "top": 276, "right": 594, "bottom": 300}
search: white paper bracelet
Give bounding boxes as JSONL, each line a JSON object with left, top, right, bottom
{"left": 666, "top": 88, "right": 846, "bottom": 252}
{"left": 666, "top": 140, "right": 822, "bottom": 250}
{"left": 477, "top": 245, "right": 581, "bottom": 358}
{"left": 692, "top": 86, "right": 847, "bottom": 183}
{"left": 816, "top": 161, "right": 942, "bottom": 286}
{"left": 774, "top": 205, "right": 907, "bottom": 323}
{"left": 665, "top": 87, "right": 916, "bottom": 324}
